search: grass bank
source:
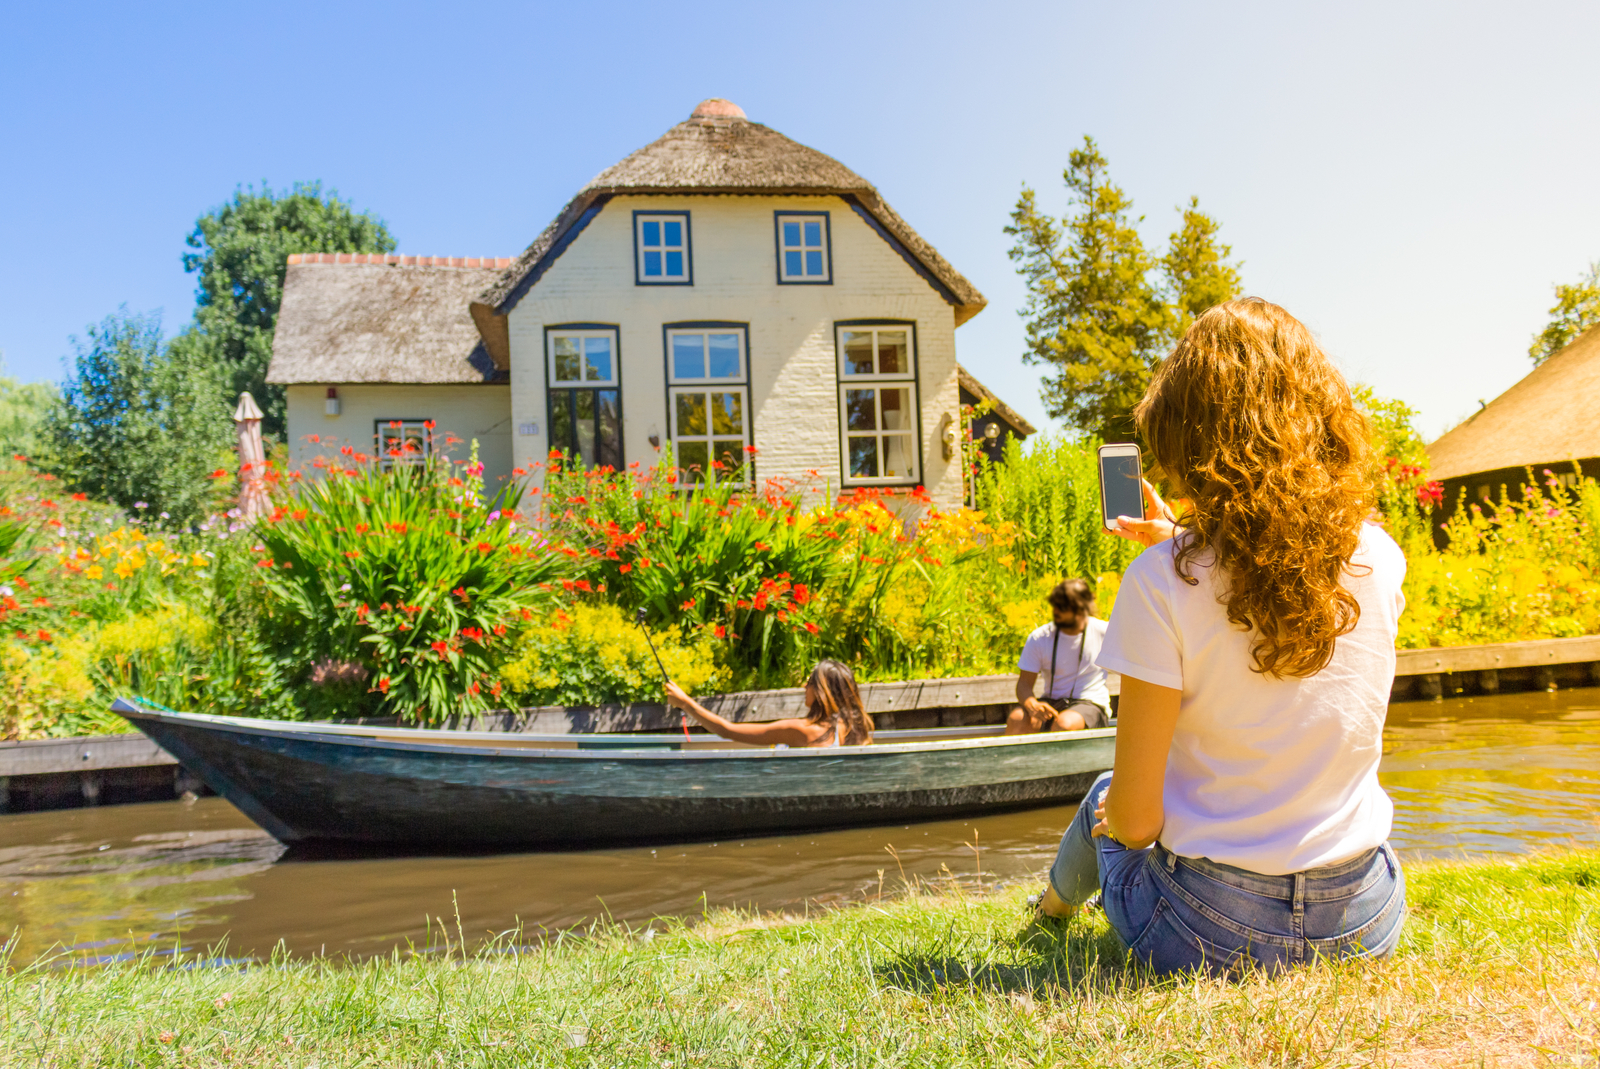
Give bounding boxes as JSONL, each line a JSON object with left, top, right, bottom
{"left": 4, "top": 851, "right": 1597, "bottom": 1067}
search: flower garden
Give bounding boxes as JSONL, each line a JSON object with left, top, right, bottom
{"left": 3, "top": 405, "right": 1599, "bottom": 740}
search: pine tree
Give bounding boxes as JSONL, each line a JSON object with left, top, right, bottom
{"left": 1007, "top": 140, "right": 1242, "bottom": 440}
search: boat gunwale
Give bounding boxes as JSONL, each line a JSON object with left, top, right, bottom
{"left": 111, "top": 700, "right": 1116, "bottom": 762}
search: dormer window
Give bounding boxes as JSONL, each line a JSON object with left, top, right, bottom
{"left": 634, "top": 212, "right": 692, "bottom": 285}
{"left": 775, "top": 212, "right": 831, "bottom": 283}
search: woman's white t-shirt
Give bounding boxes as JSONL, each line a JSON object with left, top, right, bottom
{"left": 1098, "top": 523, "right": 1405, "bottom": 875}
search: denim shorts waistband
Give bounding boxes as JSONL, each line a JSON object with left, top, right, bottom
{"left": 1154, "top": 842, "right": 1387, "bottom": 890}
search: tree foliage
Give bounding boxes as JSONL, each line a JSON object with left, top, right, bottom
{"left": 1529, "top": 260, "right": 1600, "bottom": 366}
{"left": 1007, "top": 138, "right": 1243, "bottom": 440}
{"left": 0, "top": 356, "right": 57, "bottom": 460}
{"left": 170, "top": 182, "right": 395, "bottom": 438}
{"left": 42, "top": 309, "right": 234, "bottom": 524}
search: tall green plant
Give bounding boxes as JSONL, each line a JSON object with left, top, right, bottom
{"left": 246, "top": 457, "right": 567, "bottom": 724}
{"left": 973, "top": 434, "right": 1142, "bottom": 586}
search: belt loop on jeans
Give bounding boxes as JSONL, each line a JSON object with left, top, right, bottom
{"left": 1163, "top": 845, "right": 1177, "bottom": 872}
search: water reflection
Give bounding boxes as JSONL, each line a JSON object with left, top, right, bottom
{"left": 2, "top": 688, "right": 1597, "bottom": 964}
{"left": 1382, "top": 687, "right": 1600, "bottom": 858}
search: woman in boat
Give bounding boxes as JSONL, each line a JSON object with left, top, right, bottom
{"left": 663, "top": 659, "right": 874, "bottom": 747}
{"left": 1035, "top": 297, "right": 1407, "bottom": 978}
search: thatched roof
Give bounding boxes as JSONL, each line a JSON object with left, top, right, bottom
{"left": 957, "top": 364, "right": 1037, "bottom": 436}
{"left": 472, "top": 99, "right": 987, "bottom": 346}
{"left": 1425, "top": 323, "right": 1600, "bottom": 481}
{"left": 268, "top": 256, "right": 512, "bottom": 385}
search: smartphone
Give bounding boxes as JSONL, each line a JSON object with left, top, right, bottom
{"left": 1098, "top": 443, "right": 1144, "bottom": 532}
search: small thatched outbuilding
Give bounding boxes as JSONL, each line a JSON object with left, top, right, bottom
{"left": 1425, "top": 322, "right": 1600, "bottom": 524}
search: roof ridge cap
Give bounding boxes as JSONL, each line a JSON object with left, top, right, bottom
{"left": 286, "top": 254, "right": 514, "bottom": 268}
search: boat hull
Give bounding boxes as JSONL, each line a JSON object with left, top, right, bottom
{"left": 117, "top": 703, "right": 1115, "bottom": 851}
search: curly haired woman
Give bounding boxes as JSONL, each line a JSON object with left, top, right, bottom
{"left": 1035, "top": 298, "right": 1407, "bottom": 978}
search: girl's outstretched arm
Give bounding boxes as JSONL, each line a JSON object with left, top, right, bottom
{"left": 664, "top": 681, "right": 820, "bottom": 746}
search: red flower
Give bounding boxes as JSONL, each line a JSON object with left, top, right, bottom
{"left": 754, "top": 541, "right": 771, "bottom": 552}
{"left": 619, "top": 563, "right": 632, "bottom": 573}
{"left": 208, "top": 469, "right": 227, "bottom": 479}
{"left": 378, "top": 677, "right": 390, "bottom": 694}
{"left": 574, "top": 579, "right": 593, "bottom": 593}
{"left": 431, "top": 640, "right": 450, "bottom": 656}
{"left": 714, "top": 625, "right": 726, "bottom": 639}
{"left": 36, "top": 630, "right": 52, "bottom": 642}
{"left": 71, "top": 492, "right": 87, "bottom": 501}
{"left": 345, "top": 550, "right": 362, "bottom": 559}
{"left": 681, "top": 599, "right": 696, "bottom": 610}
{"left": 453, "top": 587, "right": 469, "bottom": 601}
{"left": 387, "top": 522, "right": 408, "bottom": 535}
{"left": 805, "top": 621, "right": 820, "bottom": 634}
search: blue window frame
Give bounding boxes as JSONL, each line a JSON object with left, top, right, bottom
{"left": 634, "top": 211, "right": 692, "bottom": 285}
{"left": 775, "top": 211, "right": 831, "bottom": 284}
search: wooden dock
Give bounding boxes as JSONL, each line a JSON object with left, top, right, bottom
{"left": 4, "top": 635, "right": 1599, "bottom": 813}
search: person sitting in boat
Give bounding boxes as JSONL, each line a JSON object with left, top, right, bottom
{"left": 663, "top": 659, "right": 874, "bottom": 747}
{"left": 1032, "top": 297, "right": 1408, "bottom": 978}
{"left": 1005, "top": 578, "right": 1111, "bottom": 734}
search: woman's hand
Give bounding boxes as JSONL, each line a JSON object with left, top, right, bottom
{"left": 1110, "top": 480, "right": 1178, "bottom": 548}
{"left": 1090, "top": 794, "right": 1113, "bottom": 840}
{"left": 663, "top": 680, "right": 693, "bottom": 711}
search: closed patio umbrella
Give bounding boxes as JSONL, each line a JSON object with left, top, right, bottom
{"left": 234, "top": 392, "right": 270, "bottom": 522}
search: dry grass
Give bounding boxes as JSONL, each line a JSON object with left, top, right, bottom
{"left": 1, "top": 850, "right": 1596, "bottom": 1067}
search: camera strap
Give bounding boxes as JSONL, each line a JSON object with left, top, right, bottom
{"left": 1048, "top": 624, "right": 1086, "bottom": 704}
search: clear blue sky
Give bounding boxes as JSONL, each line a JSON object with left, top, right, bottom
{"left": 3, "top": 0, "right": 1596, "bottom": 441}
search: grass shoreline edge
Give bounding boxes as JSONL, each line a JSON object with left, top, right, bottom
{"left": 4, "top": 849, "right": 1597, "bottom": 1066}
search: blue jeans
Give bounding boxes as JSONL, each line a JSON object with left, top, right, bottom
{"left": 1049, "top": 772, "right": 1406, "bottom": 978}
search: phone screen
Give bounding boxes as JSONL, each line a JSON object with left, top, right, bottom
{"left": 1100, "top": 452, "right": 1144, "bottom": 525}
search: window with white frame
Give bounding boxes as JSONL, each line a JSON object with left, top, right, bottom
{"left": 667, "top": 326, "right": 750, "bottom": 484}
{"left": 376, "top": 419, "right": 433, "bottom": 468}
{"left": 634, "top": 212, "right": 691, "bottom": 284}
{"left": 547, "top": 328, "right": 623, "bottom": 470}
{"left": 836, "top": 325, "right": 918, "bottom": 484}
{"left": 775, "top": 212, "right": 831, "bottom": 283}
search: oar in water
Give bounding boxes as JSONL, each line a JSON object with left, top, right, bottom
{"left": 635, "top": 608, "right": 692, "bottom": 743}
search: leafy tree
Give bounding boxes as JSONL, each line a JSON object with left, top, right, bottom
{"left": 1007, "top": 138, "right": 1242, "bottom": 440}
{"left": 1163, "top": 196, "right": 1244, "bottom": 336}
{"left": 0, "top": 354, "right": 57, "bottom": 459}
{"left": 43, "top": 309, "right": 234, "bottom": 524}
{"left": 1529, "top": 260, "right": 1600, "bottom": 365}
{"left": 170, "top": 182, "right": 396, "bottom": 438}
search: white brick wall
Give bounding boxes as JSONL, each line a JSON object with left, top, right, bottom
{"left": 506, "top": 194, "right": 966, "bottom": 509}
{"left": 284, "top": 384, "right": 515, "bottom": 495}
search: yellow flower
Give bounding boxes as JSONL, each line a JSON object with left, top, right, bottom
{"left": 113, "top": 561, "right": 135, "bottom": 579}
{"left": 86, "top": 565, "right": 103, "bottom": 580}
{"left": 190, "top": 553, "right": 207, "bottom": 568}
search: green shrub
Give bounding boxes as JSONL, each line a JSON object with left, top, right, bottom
{"left": 245, "top": 454, "right": 568, "bottom": 724}
{"left": 500, "top": 602, "right": 725, "bottom": 706}
{"left": 972, "top": 433, "right": 1142, "bottom": 583}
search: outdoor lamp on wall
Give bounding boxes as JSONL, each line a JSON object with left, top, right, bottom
{"left": 325, "top": 387, "right": 341, "bottom": 416}
{"left": 984, "top": 422, "right": 1000, "bottom": 442}
{"left": 939, "top": 413, "right": 958, "bottom": 460}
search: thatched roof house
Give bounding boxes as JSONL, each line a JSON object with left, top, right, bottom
{"left": 1426, "top": 322, "right": 1600, "bottom": 516}
{"left": 269, "top": 99, "right": 1017, "bottom": 507}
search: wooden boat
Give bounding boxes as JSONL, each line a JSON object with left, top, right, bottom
{"left": 112, "top": 698, "right": 1115, "bottom": 851}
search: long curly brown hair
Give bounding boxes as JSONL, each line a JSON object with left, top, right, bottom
{"left": 1135, "top": 298, "right": 1376, "bottom": 678}
{"left": 805, "top": 660, "right": 873, "bottom": 745}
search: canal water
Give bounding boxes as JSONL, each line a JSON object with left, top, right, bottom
{"left": 3, "top": 688, "right": 1597, "bottom": 965}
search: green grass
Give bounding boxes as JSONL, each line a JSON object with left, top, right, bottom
{"left": 4, "top": 851, "right": 1598, "bottom": 1067}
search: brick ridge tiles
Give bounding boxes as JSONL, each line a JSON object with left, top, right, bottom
{"left": 286, "top": 253, "right": 513, "bottom": 268}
